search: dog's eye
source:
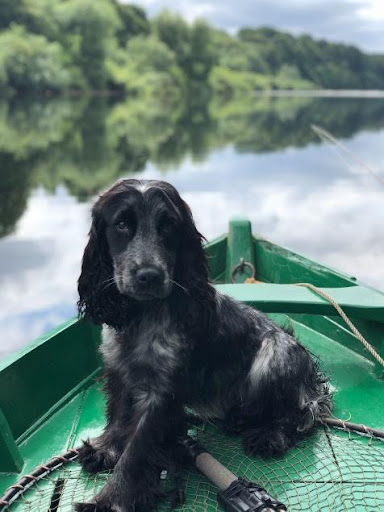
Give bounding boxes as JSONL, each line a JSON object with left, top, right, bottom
{"left": 115, "top": 220, "right": 129, "bottom": 232}
{"left": 114, "top": 210, "right": 137, "bottom": 237}
{"left": 158, "top": 217, "right": 176, "bottom": 236}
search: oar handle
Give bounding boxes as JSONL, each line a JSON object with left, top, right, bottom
{"left": 180, "top": 436, "right": 287, "bottom": 512}
{"left": 195, "top": 451, "right": 237, "bottom": 490}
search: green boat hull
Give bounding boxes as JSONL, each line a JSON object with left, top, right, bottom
{"left": 0, "top": 219, "right": 383, "bottom": 511}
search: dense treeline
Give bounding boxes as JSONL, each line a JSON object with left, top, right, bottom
{"left": 0, "top": 0, "right": 384, "bottom": 97}
{"left": 237, "top": 28, "right": 384, "bottom": 89}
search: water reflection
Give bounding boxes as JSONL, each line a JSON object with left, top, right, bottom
{"left": 0, "top": 95, "right": 383, "bottom": 359}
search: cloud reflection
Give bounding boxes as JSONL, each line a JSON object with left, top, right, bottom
{"left": 1, "top": 131, "right": 383, "bottom": 360}
{"left": 0, "top": 187, "right": 90, "bottom": 358}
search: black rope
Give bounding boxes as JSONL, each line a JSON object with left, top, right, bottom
{"left": 0, "top": 449, "right": 79, "bottom": 511}
{"left": 323, "top": 417, "right": 384, "bottom": 441}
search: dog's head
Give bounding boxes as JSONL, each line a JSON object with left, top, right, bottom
{"left": 78, "top": 179, "right": 209, "bottom": 326}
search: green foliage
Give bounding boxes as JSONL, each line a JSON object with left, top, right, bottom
{"left": 106, "top": 35, "right": 185, "bottom": 99}
{"left": 210, "top": 66, "right": 314, "bottom": 98}
{"left": 0, "top": 25, "right": 72, "bottom": 92}
{"left": 112, "top": 1, "right": 150, "bottom": 46}
{"left": 210, "top": 67, "right": 268, "bottom": 97}
{"left": 3, "top": 93, "right": 384, "bottom": 235}
{"left": 0, "top": 153, "right": 31, "bottom": 237}
{"left": 0, "top": 2, "right": 383, "bottom": 95}
{"left": 238, "top": 27, "right": 384, "bottom": 89}
{"left": 55, "top": 0, "right": 121, "bottom": 90}
{"left": 153, "top": 12, "right": 190, "bottom": 67}
{"left": 126, "top": 35, "right": 178, "bottom": 73}
{"left": 0, "top": 96, "right": 87, "bottom": 233}
{"left": 188, "top": 20, "right": 216, "bottom": 81}
{"left": 153, "top": 11, "right": 216, "bottom": 83}
{"left": 21, "top": 0, "right": 62, "bottom": 41}
{"left": 277, "top": 64, "right": 303, "bottom": 81}
{"left": 0, "top": 0, "right": 26, "bottom": 30}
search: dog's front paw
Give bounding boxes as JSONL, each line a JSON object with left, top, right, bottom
{"left": 76, "top": 488, "right": 157, "bottom": 512}
{"left": 242, "top": 425, "right": 294, "bottom": 457}
{"left": 78, "top": 440, "right": 118, "bottom": 474}
{"left": 130, "top": 491, "right": 157, "bottom": 512}
{"left": 166, "top": 486, "right": 185, "bottom": 510}
{"left": 163, "top": 473, "right": 185, "bottom": 510}
{"left": 74, "top": 502, "right": 115, "bottom": 512}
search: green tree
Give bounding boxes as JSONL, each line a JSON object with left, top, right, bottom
{"left": 0, "top": 0, "right": 26, "bottom": 29}
{"left": 55, "top": 0, "right": 120, "bottom": 89}
{"left": 20, "top": 0, "right": 62, "bottom": 41}
{"left": 0, "top": 25, "right": 72, "bottom": 92}
{"left": 107, "top": 35, "right": 184, "bottom": 98}
{"left": 187, "top": 20, "right": 216, "bottom": 81}
{"left": 1, "top": 2, "right": 384, "bottom": 95}
{"left": 277, "top": 64, "right": 303, "bottom": 82}
{"left": 153, "top": 11, "right": 216, "bottom": 85}
{"left": 153, "top": 10, "right": 190, "bottom": 69}
{"left": 126, "top": 35, "right": 178, "bottom": 73}
{"left": 112, "top": 2, "right": 150, "bottom": 47}
{"left": 211, "top": 29, "right": 248, "bottom": 71}
{"left": 0, "top": 154, "right": 31, "bottom": 237}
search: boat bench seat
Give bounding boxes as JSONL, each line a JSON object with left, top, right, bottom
{"left": 215, "top": 284, "right": 384, "bottom": 321}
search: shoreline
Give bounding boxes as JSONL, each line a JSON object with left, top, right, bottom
{"left": 255, "top": 89, "right": 384, "bottom": 98}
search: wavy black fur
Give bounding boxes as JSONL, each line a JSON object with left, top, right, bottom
{"left": 75, "top": 179, "right": 331, "bottom": 512}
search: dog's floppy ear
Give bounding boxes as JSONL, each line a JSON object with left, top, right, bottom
{"left": 77, "top": 208, "right": 129, "bottom": 328}
{"left": 174, "top": 196, "right": 213, "bottom": 299}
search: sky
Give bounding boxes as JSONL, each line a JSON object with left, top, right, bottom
{"left": 122, "top": 0, "right": 384, "bottom": 53}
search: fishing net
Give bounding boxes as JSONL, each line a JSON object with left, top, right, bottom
{"left": 1, "top": 423, "right": 383, "bottom": 512}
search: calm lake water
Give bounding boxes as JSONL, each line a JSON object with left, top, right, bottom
{"left": 1, "top": 94, "right": 384, "bottom": 360}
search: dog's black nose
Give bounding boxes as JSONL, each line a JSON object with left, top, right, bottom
{"left": 136, "top": 267, "right": 163, "bottom": 286}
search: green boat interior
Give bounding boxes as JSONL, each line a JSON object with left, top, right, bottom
{"left": 0, "top": 219, "right": 383, "bottom": 511}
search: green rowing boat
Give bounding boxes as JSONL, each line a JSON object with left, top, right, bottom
{"left": 0, "top": 219, "right": 383, "bottom": 511}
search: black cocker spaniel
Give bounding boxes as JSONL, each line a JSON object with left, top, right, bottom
{"left": 75, "top": 179, "right": 331, "bottom": 512}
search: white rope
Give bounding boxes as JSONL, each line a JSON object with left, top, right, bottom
{"left": 295, "top": 283, "right": 384, "bottom": 368}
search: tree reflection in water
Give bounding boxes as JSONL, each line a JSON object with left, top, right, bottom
{"left": 2, "top": 94, "right": 384, "bottom": 237}
{"left": 1, "top": 94, "right": 384, "bottom": 358}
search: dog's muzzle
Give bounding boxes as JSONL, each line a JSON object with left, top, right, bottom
{"left": 131, "top": 265, "right": 170, "bottom": 299}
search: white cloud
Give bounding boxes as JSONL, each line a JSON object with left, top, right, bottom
{"left": 181, "top": 179, "right": 384, "bottom": 289}
{"left": 180, "top": 2, "right": 216, "bottom": 22}
{"left": 356, "top": 0, "right": 384, "bottom": 21}
{"left": 121, "top": 0, "right": 384, "bottom": 52}
{"left": 2, "top": 128, "right": 384, "bottom": 359}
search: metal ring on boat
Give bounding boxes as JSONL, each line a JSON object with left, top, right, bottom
{"left": 231, "top": 258, "right": 256, "bottom": 283}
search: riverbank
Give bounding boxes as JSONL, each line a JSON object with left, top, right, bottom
{"left": 257, "top": 89, "right": 384, "bottom": 98}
